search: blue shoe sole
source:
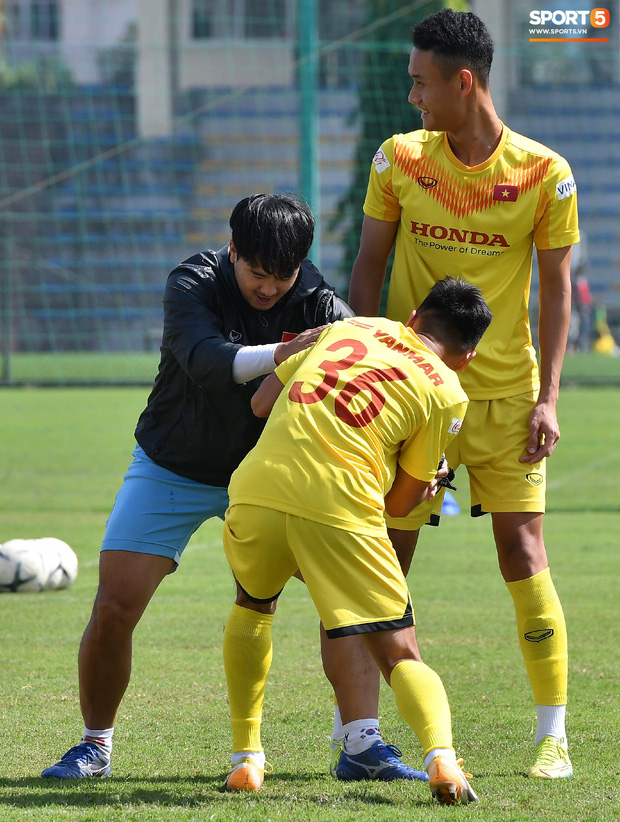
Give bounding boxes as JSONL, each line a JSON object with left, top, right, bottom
{"left": 41, "top": 765, "right": 111, "bottom": 779}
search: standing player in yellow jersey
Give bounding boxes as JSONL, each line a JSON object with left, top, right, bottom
{"left": 222, "top": 277, "right": 492, "bottom": 805}
{"left": 347, "top": 9, "right": 578, "bottom": 779}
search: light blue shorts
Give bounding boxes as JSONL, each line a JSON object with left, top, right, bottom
{"left": 101, "top": 445, "right": 230, "bottom": 565}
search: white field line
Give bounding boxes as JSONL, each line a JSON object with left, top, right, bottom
{"left": 547, "top": 454, "right": 614, "bottom": 490}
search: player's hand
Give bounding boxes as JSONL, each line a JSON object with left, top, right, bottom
{"left": 436, "top": 456, "right": 449, "bottom": 482}
{"left": 274, "top": 325, "right": 329, "bottom": 364}
{"left": 435, "top": 456, "right": 456, "bottom": 490}
{"left": 519, "top": 400, "right": 560, "bottom": 464}
{"left": 423, "top": 478, "right": 440, "bottom": 501}
{"left": 420, "top": 459, "right": 448, "bottom": 502}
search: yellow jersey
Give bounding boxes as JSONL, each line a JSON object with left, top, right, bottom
{"left": 363, "top": 125, "right": 580, "bottom": 399}
{"left": 227, "top": 317, "right": 468, "bottom": 536}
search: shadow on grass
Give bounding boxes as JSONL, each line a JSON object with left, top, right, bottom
{"left": 0, "top": 772, "right": 432, "bottom": 809}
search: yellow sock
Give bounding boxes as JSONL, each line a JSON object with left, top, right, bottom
{"left": 390, "top": 660, "right": 453, "bottom": 757}
{"left": 223, "top": 604, "right": 274, "bottom": 753}
{"left": 506, "top": 567, "right": 568, "bottom": 705}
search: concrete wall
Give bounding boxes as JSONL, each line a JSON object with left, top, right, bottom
{"left": 136, "top": 0, "right": 172, "bottom": 137}
{"left": 179, "top": 41, "right": 294, "bottom": 88}
{"left": 470, "top": 0, "right": 509, "bottom": 120}
{"left": 60, "top": 0, "right": 136, "bottom": 84}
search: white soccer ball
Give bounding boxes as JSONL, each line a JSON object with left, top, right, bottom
{"left": 0, "top": 539, "right": 48, "bottom": 592}
{"left": 34, "top": 537, "right": 79, "bottom": 589}
{"left": 0, "top": 538, "right": 79, "bottom": 593}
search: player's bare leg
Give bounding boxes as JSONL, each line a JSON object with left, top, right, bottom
{"left": 493, "top": 512, "right": 571, "bottom": 778}
{"left": 320, "top": 628, "right": 379, "bottom": 724}
{"left": 79, "top": 550, "right": 174, "bottom": 727}
{"left": 492, "top": 511, "right": 548, "bottom": 582}
{"left": 42, "top": 550, "right": 173, "bottom": 778}
{"left": 387, "top": 527, "right": 420, "bottom": 576}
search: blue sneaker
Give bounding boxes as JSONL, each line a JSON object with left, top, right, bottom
{"left": 336, "top": 741, "right": 429, "bottom": 782}
{"left": 41, "top": 742, "right": 111, "bottom": 779}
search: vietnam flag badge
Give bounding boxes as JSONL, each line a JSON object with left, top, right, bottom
{"left": 493, "top": 184, "right": 519, "bottom": 202}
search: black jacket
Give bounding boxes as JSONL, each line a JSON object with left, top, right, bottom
{"left": 135, "top": 245, "right": 354, "bottom": 486}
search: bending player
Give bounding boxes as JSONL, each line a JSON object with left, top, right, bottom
{"left": 221, "top": 276, "right": 492, "bottom": 805}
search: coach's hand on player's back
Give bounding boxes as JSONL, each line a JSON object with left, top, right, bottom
{"left": 274, "top": 325, "right": 329, "bottom": 364}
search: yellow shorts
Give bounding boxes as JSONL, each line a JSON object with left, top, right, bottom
{"left": 223, "top": 503, "right": 414, "bottom": 638}
{"left": 385, "top": 391, "right": 546, "bottom": 531}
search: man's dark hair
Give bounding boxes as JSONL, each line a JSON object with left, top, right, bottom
{"left": 411, "top": 9, "right": 494, "bottom": 87}
{"left": 229, "top": 193, "right": 314, "bottom": 279}
{"left": 416, "top": 276, "right": 492, "bottom": 354}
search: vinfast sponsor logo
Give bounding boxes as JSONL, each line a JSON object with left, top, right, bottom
{"left": 556, "top": 175, "right": 577, "bottom": 201}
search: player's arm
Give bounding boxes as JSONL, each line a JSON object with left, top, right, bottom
{"left": 348, "top": 216, "right": 399, "bottom": 315}
{"left": 232, "top": 325, "right": 328, "bottom": 384}
{"left": 520, "top": 245, "right": 572, "bottom": 464}
{"left": 384, "top": 465, "right": 438, "bottom": 518}
{"left": 251, "top": 372, "right": 284, "bottom": 418}
{"left": 164, "top": 267, "right": 240, "bottom": 388}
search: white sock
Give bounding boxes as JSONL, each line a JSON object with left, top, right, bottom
{"left": 535, "top": 705, "right": 567, "bottom": 745}
{"left": 424, "top": 747, "right": 456, "bottom": 770}
{"left": 331, "top": 705, "right": 343, "bottom": 750}
{"left": 341, "top": 719, "right": 382, "bottom": 755}
{"left": 83, "top": 726, "right": 113, "bottom": 757}
{"left": 231, "top": 750, "right": 265, "bottom": 768}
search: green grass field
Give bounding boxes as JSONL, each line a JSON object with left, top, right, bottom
{"left": 0, "top": 386, "right": 618, "bottom": 821}
{"left": 3, "top": 349, "right": 620, "bottom": 386}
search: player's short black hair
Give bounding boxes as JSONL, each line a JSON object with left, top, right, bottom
{"left": 411, "top": 9, "right": 494, "bottom": 87}
{"left": 416, "top": 276, "right": 492, "bottom": 354}
{"left": 229, "top": 193, "right": 314, "bottom": 279}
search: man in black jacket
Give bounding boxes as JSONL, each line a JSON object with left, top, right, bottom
{"left": 41, "top": 194, "right": 351, "bottom": 779}
{"left": 41, "top": 194, "right": 424, "bottom": 783}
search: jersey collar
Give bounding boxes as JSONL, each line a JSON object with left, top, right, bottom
{"left": 443, "top": 122, "right": 508, "bottom": 172}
